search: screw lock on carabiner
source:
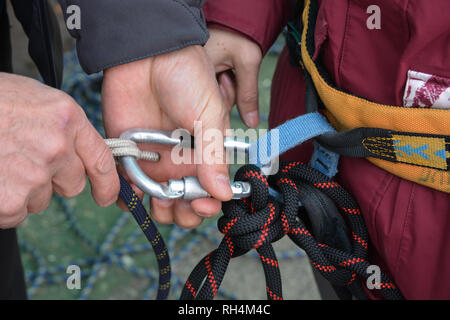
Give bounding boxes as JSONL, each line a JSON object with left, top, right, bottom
{"left": 118, "top": 128, "right": 252, "bottom": 200}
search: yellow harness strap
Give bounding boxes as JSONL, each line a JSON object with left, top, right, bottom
{"left": 300, "top": 0, "right": 450, "bottom": 193}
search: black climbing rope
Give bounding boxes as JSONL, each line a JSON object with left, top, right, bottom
{"left": 180, "top": 162, "right": 404, "bottom": 300}
{"left": 118, "top": 174, "right": 171, "bottom": 299}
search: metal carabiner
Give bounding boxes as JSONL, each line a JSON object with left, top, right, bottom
{"left": 119, "top": 128, "right": 252, "bottom": 200}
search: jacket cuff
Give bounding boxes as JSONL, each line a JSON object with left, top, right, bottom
{"left": 203, "top": 0, "right": 291, "bottom": 55}
{"left": 59, "top": 0, "right": 209, "bottom": 74}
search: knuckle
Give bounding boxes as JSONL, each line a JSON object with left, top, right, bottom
{"left": 0, "top": 196, "right": 26, "bottom": 218}
{"left": 93, "top": 144, "right": 115, "bottom": 176}
{"left": 240, "top": 49, "right": 262, "bottom": 67}
{"left": 53, "top": 93, "right": 84, "bottom": 130}
{"left": 240, "top": 91, "right": 258, "bottom": 105}
{"left": 30, "top": 168, "right": 51, "bottom": 189}
{"left": 57, "top": 93, "right": 79, "bottom": 116}
{"left": 43, "top": 135, "right": 70, "bottom": 163}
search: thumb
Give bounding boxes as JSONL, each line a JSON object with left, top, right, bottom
{"left": 74, "top": 116, "right": 120, "bottom": 206}
{"left": 194, "top": 94, "right": 233, "bottom": 202}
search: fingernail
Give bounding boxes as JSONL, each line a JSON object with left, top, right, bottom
{"left": 244, "top": 111, "right": 259, "bottom": 128}
{"left": 153, "top": 198, "right": 174, "bottom": 208}
{"left": 216, "top": 174, "right": 232, "bottom": 197}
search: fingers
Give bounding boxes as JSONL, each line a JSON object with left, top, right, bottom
{"left": 74, "top": 118, "right": 120, "bottom": 207}
{"left": 206, "top": 26, "right": 263, "bottom": 128}
{"left": 0, "top": 188, "right": 27, "bottom": 229}
{"left": 190, "top": 198, "right": 222, "bottom": 218}
{"left": 151, "top": 198, "right": 205, "bottom": 229}
{"left": 234, "top": 58, "right": 261, "bottom": 128}
{"left": 173, "top": 200, "right": 203, "bottom": 230}
{"left": 151, "top": 198, "right": 175, "bottom": 224}
{"left": 150, "top": 197, "right": 220, "bottom": 229}
{"left": 27, "top": 182, "right": 53, "bottom": 214}
{"left": 0, "top": 208, "right": 27, "bottom": 230}
{"left": 0, "top": 157, "right": 46, "bottom": 228}
{"left": 52, "top": 156, "right": 86, "bottom": 198}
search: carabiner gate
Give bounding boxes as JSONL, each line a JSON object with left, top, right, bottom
{"left": 118, "top": 128, "right": 252, "bottom": 200}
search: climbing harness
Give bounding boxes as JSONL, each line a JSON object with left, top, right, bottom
{"left": 288, "top": 0, "right": 450, "bottom": 193}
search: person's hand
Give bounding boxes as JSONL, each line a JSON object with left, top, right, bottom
{"left": 0, "top": 73, "right": 119, "bottom": 229}
{"left": 204, "top": 27, "right": 263, "bottom": 128}
{"left": 102, "top": 45, "right": 233, "bottom": 229}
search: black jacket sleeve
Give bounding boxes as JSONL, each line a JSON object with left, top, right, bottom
{"left": 58, "top": 0, "right": 209, "bottom": 74}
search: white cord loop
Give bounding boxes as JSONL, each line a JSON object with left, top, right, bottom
{"left": 105, "top": 139, "right": 160, "bottom": 162}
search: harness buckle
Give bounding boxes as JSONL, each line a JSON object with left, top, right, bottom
{"left": 118, "top": 128, "right": 252, "bottom": 200}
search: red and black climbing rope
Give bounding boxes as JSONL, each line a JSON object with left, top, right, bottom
{"left": 180, "top": 162, "right": 404, "bottom": 300}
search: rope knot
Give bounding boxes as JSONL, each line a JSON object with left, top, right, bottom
{"left": 181, "top": 162, "right": 404, "bottom": 300}
{"left": 219, "top": 165, "right": 285, "bottom": 253}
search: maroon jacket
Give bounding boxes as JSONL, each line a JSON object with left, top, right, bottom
{"left": 204, "top": 0, "right": 450, "bottom": 299}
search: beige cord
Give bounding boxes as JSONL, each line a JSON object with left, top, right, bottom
{"left": 105, "top": 138, "right": 160, "bottom": 162}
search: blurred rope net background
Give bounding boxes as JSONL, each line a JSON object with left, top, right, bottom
{"left": 17, "top": 44, "right": 309, "bottom": 300}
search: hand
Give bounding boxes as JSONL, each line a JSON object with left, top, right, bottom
{"left": 102, "top": 45, "right": 233, "bottom": 229}
{"left": 0, "top": 73, "right": 119, "bottom": 229}
{"left": 204, "top": 27, "right": 263, "bottom": 128}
